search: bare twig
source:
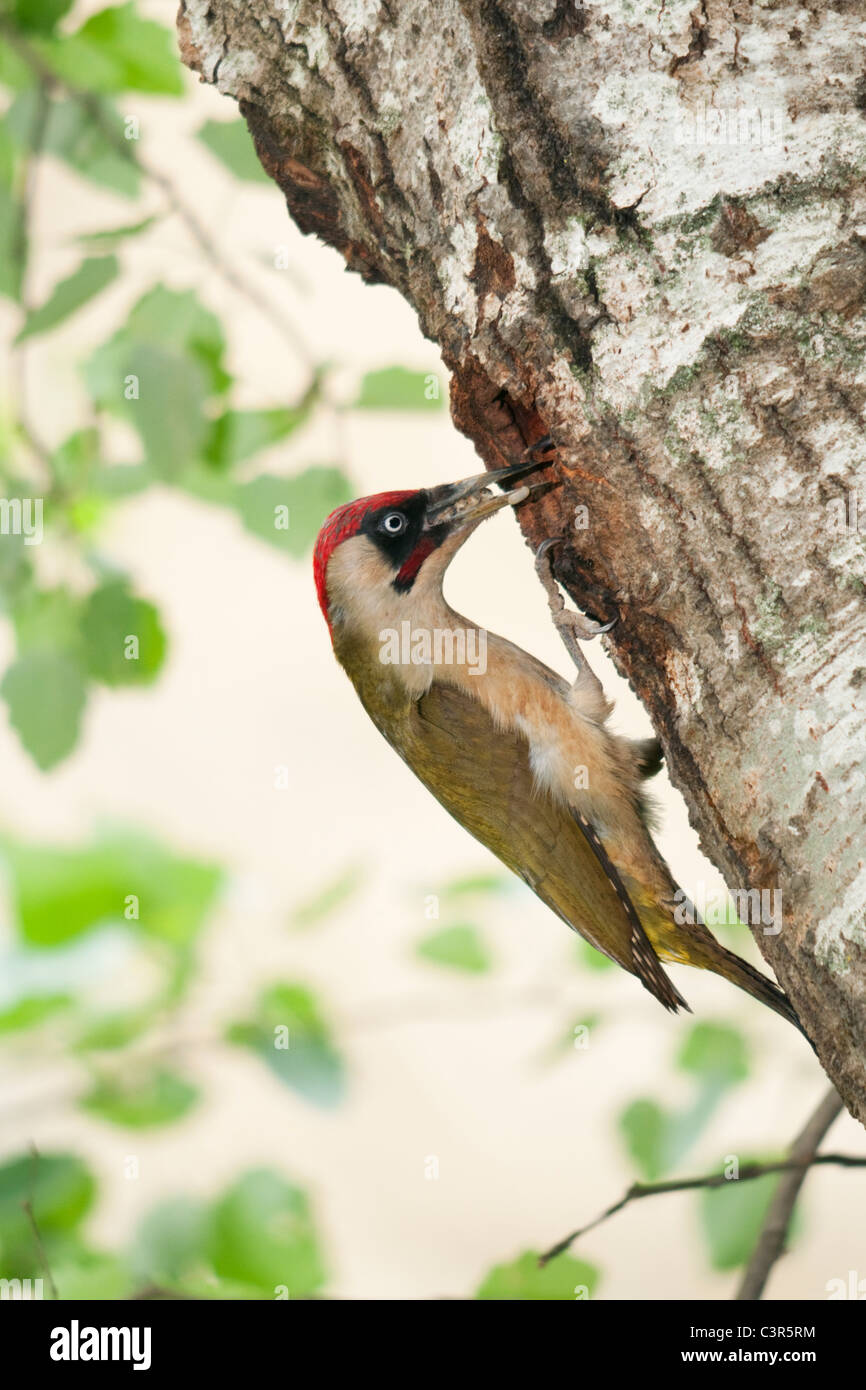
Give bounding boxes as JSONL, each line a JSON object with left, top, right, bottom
{"left": 12, "top": 82, "right": 47, "bottom": 291}
{"left": 140, "top": 158, "right": 315, "bottom": 369}
{"left": 0, "top": 19, "right": 314, "bottom": 370}
{"left": 539, "top": 1140, "right": 863, "bottom": 1267}
{"left": 22, "top": 1143, "right": 59, "bottom": 1300}
{"left": 11, "top": 78, "right": 55, "bottom": 479}
{"left": 0, "top": 981, "right": 568, "bottom": 1124}
{"left": 735, "top": 1085, "right": 844, "bottom": 1301}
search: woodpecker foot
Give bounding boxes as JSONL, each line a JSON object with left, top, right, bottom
{"left": 534, "top": 540, "right": 613, "bottom": 714}
{"left": 534, "top": 538, "right": 617, "bottom": 664}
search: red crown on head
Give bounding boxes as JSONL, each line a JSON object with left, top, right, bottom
{"left": 313, "top": 490, "right": 419, "bottom": 628}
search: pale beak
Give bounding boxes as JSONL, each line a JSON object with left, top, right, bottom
{"left": 423, "top": 458, "right": 545, "bottom": 531}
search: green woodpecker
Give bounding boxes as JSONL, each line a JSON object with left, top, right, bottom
{"left": 313, "top": 455, "right": 801, "bottom": 1031}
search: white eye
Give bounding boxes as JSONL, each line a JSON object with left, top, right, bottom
{"left": 381, "top": 511, "right": 407, "bottom": 535}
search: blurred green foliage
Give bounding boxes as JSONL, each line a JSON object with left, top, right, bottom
{"left": 2, "top": 828, "right": 220, "bottom": 947}
{"left": 197, "top": 116, "right": 271, "bottom": 183}
{"left": 475, "top": 1249, "right": 599, "bottom": 1301}
{"left": 0, "top": 0, "right": 446, "bottom": 773}
{"left": 700, "top": 1159, "right": 785, "bottom": 1272}
{"left": 415, "top": 923, "right": 492, "bottom": 973}
{"left": 290, "top": 862, "right": 364, "bottom": 930}
{"left": 227, "top": 982, "right": 346, "bottom": 1109}
{"left": 0, "top": 1150, "right": 329, "bottom": 1299}
{"left": 0, "top": 0, "right": 816, "bottom": 1304}
{"left": 619, "top": 1022, "right": 751, "bottom": 1181}
{"left": 81, "top": 1067, "right": 199, "bottom": 1129}
{"left": 353, "top": 365, "right": 443, "bottom": 411}
{"left": 0, "top": 0, "right": 451, "bottom": 1302}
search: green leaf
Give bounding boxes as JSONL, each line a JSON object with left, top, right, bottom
{"left": 619, "top": 1098, "right": 668, "bottom": 1182}
{"left": 0, "top": 1152, "right": 95, "bottom": 1274}
{"left": 677, "top": 1021, "right": 750, "bottom": 1089}
{"left": 2, "top": 837, "right": 123, "bottom": 946}
{"left": 50, "top": 1248, "right": 135, "bottom": 1300}
{"left": 81, "top": 1067, "right": 199, "bottom": 1129}
{"left": 0, "top": 35, "right": 36, "bottom": 90}
{"left": 0, "top": 650, "right": 88, "bottom": 770}
{"left": 131, "top": 1197, "right": 209, "bottom": 1284}
{"left": 354, "top": 366, "right": 443, "bottom": 411}
{"left": 0, "top": 186, "right": 25, "bottom": 302}
{"left": 106, "top": 835, "right": 222, "bottom": 949}
{"left": 76, "top": 214, "right": 158, "bottom": 248}
{"left": 700, "top": 1161, "right": 783, "bottom": 1271}
{"left": 4, "top": 94, "right": 141, "bottom": 198}
{"left": 291, "top": 864, "right": 364, "bottom": 929}
{"left": 75, "top": 1008, "right": 154, "bottom": 1052}
{"left": 207, "top": 1169, "right": 327, "bottom": 1297}
{"left": 47, "top": 98, "right": 138, "bottom": 197}
{"left": 204, "top": 407, "right": 308, "bottom": 470}
{"left": 161, "top": 1275, "right": 269, "bottom": 1300}
{"left": 1, "top": 829, "right": 221, "bottom": 948}
{"left": 0, "top": 992, "right": 72, "bottom": 1034}
{"left": 232, "top": 465, "right": 353, "bottom": 557}
{"left": 121, "top": 285, "right": 229, "bottom": 390}
{"left": 0, "top": 119, "right": 17, "bottom": 186}
{"left": 619, "top": 1088, "right": 723, "bottom": 1182}
{"left": 83, "top": 293, "right": 205, "bottom": 388}
{"left": 619, "top": 1025, "right": 751, "bottom": 1182}
{"left": 0, "top": 527, "right": 33, "bottom": 611}
{"left": 475, "top": 1250, "right": 599, "bottom": 1301}
{"left": 84, "top": 286, "right": 229, "bottom": 473}
{"left": 0, "top": 122, "right": 25, "bottom": 301}
{"left": 439, "top": 871, "right": 512, "bottom": 901}
{"left": 227, "top": 982, "right": 345, "bottom": 1108}
{"left": 80, "top": 579, "right": 167, "bottom": 686}
{"left": 69, "top": 495, "right": 106, "bottom": 535}
{"left": 37, "top": 4, "right": 185, "bottom": 96}
{"left": 10, "top": 0, "right": 75, "bottom": 33}
{"left": 197, "top": 119, "right": 270, "bottom": 183}
{"left": 12, "top": 586, "right": 82, "bottom": 658}
{"left": 415, "top": 924, "right": 491, "bottom": 973}
{"left": 50, "top": 427, "right": 101, "bottom": 490}
{"left": 15, "top": 255, "right": 118, "bottom": 342}
{"left": 90, "top": 462, "right": 151, "bottom": 499}
{"left": 96, "top": 342, "right": 211, "bottom": 478}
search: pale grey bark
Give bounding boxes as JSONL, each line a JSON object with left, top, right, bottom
{"left": 178, "top": 0, "right": 866, "bottom": 1120}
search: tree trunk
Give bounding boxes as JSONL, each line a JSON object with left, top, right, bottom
{"left": 178, "top": 1, "right": 866, "bottom": 1122}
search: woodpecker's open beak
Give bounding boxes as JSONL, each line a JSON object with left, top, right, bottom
{"left": 423, "top": 458, "right": 544, "bottom": 532}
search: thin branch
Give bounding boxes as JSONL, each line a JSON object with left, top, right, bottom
{"left": 10, "top": 78, "right": 56, "bottom": 481}
{"left": 22, "top": 1143, "right": 59, "bottom": 1300}
{"left": 539, "top": 1143, "right": 864, "bottom": 1267}
{"left": 140, "top": 159, "right": 315, "bottom": 370}
{"left": 735, "top": 1084, "right": 844, "bottom": 1301}
{"left": 11, "top": 81, "right": 48, "bottom": 292}
{"left": 0, "top": 982, "right": 567, "bottom": 1124}
{"left": 0, "top": 19, "right": 314, "bottom": 370}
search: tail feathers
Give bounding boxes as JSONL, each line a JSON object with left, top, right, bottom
{"left": 712, "top": 944, "right": 808, "bottom": 1039}
{"left": 654, "top": 884, "right": 809, "bottom": 1039}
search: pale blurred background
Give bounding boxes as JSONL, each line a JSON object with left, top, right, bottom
{"left": 0, "top": 0, "right": 860, "bottom": 1300}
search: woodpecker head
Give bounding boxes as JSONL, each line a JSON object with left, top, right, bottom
{"left": 314, "top": 459, "right": 541, "bottom": 639}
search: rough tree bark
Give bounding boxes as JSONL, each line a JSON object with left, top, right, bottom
{"left": 177, "top": 1, "right": 866, "bottom": 1120}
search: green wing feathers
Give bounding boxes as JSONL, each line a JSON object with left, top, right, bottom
{"left": 398, "top": 681, "right": 687, "bottom": 1012}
